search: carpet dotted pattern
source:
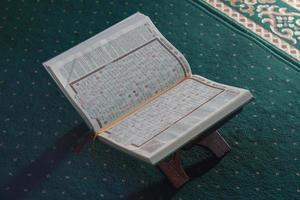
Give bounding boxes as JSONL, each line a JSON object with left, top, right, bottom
{"left": 0, "top": 0, "right": 299, "bottom": 200}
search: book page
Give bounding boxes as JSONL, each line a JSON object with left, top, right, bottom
{"left": 58, "top": 24, "right": 156, "bottom": 84}
{"left": 98, "top": 76, "right": 251, "bottom": 164}
{"left": 43, "top": 13, "right": 191, "bottom": 130}
{"left": 104, "top": 78, "right": 226, "bottom": 146}
{"left": 73, "top": 39, "right": 187, "bottom": 128}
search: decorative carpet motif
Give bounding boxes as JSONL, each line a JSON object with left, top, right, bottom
{"left": 196, "top": 0, "right": 300, "bottom": 66}
{"left": 281, "top": 0, "right": 300, "bottom": 10}
{"left": 0, "top": 0, "right": 299, "bottom": 200}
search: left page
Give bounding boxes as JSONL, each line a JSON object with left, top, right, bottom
{"left": 43, "top": 13, "right": 191, "bottom": 131}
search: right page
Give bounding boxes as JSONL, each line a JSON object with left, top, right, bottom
{"left": 98, "top": 76, "right": 253, "bottom": 164}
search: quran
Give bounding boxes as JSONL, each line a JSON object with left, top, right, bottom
{"left": 43, "top": 13, "right": 253, "bottom": 164}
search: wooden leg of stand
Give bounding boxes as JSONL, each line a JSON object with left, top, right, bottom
{"left": 197, "top": 131, "right": 231, "bottom": 158}
{"left": 158, "top": 151, "right": 189, "bottom": 188}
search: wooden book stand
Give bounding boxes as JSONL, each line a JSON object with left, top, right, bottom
{"left": 75, "top": 109, "right": 242, "bottom": 189}
{"left": 158, "top": 131, "right": 230, "bottom": 188}
{"left": 157, "top": 109, "right": 241, "bottom": 188}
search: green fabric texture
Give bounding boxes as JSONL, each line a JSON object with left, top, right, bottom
{"left": 193, "top": 0, "right": 300, "bottom": 70}
{"left": 0, "top": 0, "right": 299, "bottom": 200}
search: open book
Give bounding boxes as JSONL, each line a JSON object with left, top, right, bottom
{"left": 43, "top": 13, "right": 253, "bottom": 164}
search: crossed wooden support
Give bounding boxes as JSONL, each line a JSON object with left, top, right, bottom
{"left": 157, "top": 130, "right": 231, "bottom": 188}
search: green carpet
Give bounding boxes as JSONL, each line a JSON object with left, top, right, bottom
{"left": 195, "top": 0, "right": 300, "bottom": 69}
{"left": 0, "top": 0, "right": 299, "bottom": 199}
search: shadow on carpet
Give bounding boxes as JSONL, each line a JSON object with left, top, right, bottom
{"left": 0, "top": 123, "right": 90, "bottom": 200}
